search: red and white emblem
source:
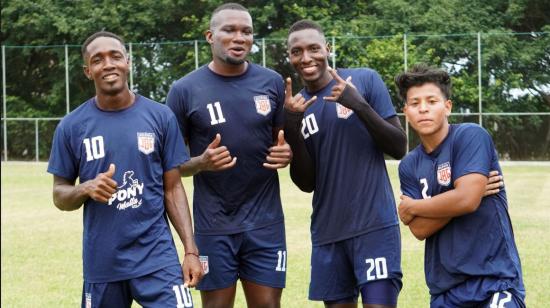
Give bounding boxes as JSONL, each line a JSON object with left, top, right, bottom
{"left": 199, "top": 255, "right": 209, "bottom": 274}
{"left": 254, "top": 95, "right": 271, "bottom": 116}
{"left": 336, "top": 103, "right": 353, "bottom": 119}
{"left": 137, "top": 132, "right": 155, "bottom": 155}
{"left": 437, "top": 162, "right": 452, "bottom": 186}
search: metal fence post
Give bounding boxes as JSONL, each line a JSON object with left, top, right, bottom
{"left": 403, "top": 34, "right": 410, "bottom": 152}
{"left": 477, "top": 32, "right": 482, "bottom": 126}
{"left": 65, "top": 44, "right": 70, "bottom": 114}
{"left": 262, "top": 38, "right": 266, "bottom": 67}
{"left": 194, "top": 40, "right": 199, "bottom": 70}
{"left": 331, "top": 37, "right": 336, "bottom": 68}
{"left": 35, "top": 119, "right": 39, "bottom": 162}
{"left": 129, "top": 43, "right": 134, "bottom": 91}
{"left": 2, "top": 45, "right": 7, "bottom": 161}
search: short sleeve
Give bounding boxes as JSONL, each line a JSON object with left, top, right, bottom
{"left": 452, "top": 125, "right": 493, "bottom": 180}
{"left": 47, "top": 120, "right": 78, "bottom": 181}
{"left": 364, "top": 69, "right": 397, "bottom": 120}
{"left": 399, "top": 158, "right": 422, "bottom": 199}
{"left": 161, "top": 111, "right": 190, "bottom": 171}
{"left": 272, "top": 75, "right": 285, "bottom": 128}
{"left": 166, "top": 83, "right": 190, "bottom": 141}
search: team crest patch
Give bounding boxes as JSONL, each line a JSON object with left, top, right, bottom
{"left": 137, "top": 132, "right": 155, "bottom": 155}
{"left": 336, "top": 103, "right": 353, "bottom": 119}
{"left": 254, "top": 95, "right": 271, "bottom": 116}
{"left": 200, "top": 255, "right": 209, "bottom": 274}
{"left": 437, "top": 162, "right": 452, "bottom": 186}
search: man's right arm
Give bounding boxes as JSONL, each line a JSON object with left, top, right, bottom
{"left": 285, "top": 110, "right": 315, "bottom": 192}
{"left": 52, "top": 164, "right": 117, "bottom": 211}
{"left": 178, "top": 134, "right": 237, "bottom": 177}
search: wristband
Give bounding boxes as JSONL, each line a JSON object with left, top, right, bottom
{"left": 185, "top": 252, "right": 200, "bottom": 258}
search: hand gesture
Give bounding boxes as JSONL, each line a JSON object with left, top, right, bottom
{"left": 263, "top": 130, "right": 293, "bottom": 170}
{"left": 283, "top": 77, "right": 317, "bottom": 113}
{"left": 87, "top": 164, "right": 118, "bottom": 203}
{"left": 200, "top": 134, "right": 237, "bottom": 172}
{"left": 484, "top": 170, "right": 504, "bottom": 197}
{"left": 398, "top": 195, "right": 415, "bottom": 225}
{"left": 182, "top": 253, "right": 204, "bottom": 288}
{"left": 323, "top": 68, "right": 356, "bottom": 102}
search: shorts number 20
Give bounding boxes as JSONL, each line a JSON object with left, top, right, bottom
{"left": 365, "top": 257, "right": 388, "bottom": 281}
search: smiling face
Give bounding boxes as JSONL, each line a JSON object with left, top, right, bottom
{"left": 287, "top": 28, "right": 332, "bottom": 91}
{"left": 403, "top": 82, "right": 452, "bottom": 139}
{"left": 207, "top": 9, "right": 253, "bottom": 67}
{"left": 83, "top": 36, "right": 129, "bottom": 96}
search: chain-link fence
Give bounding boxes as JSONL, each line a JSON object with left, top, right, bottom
{"left": 2, "top": 32, "right": 549, "bottom": 161}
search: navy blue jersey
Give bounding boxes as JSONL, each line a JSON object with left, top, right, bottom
{"left": 399, "top": 124, "right": 524, "bottom": 296}
{"left": 299, "top": 68, "right": 399, "bottom": 246}
{"left": 166, "top": 63, "right": 285, "bottom": 235}
{"left": 48, "top": 95, "right": 188, "bottom": 283}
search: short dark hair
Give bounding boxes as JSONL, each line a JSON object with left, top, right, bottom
{"left": 288, "top": 19, "right": 324, "bottom": 36}
{"left": 81, "top": 31, "right": 126, "bottom": 60}
{"left": 395, "top": 63, "right": 452, "bottom": 101}
{"left": 210, "top": 3, "right": 249, "bottom": 28}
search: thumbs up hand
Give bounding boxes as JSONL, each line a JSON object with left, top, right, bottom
{"left": 263, "top": 130, "right": 293, "bottom": 170}
{"left": 199, "top": 134, "right": 237, "bottom": 172}
{"left": 87, "top": 163, "right": 118, "bottom": 203}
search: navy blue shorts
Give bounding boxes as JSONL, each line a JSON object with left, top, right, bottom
{"left": 82, "top": 264, "right": 193, "bottom": 308}
{"left": 431, "top": 277, "right": 525, "bottom": 308}
{"left": 309, "top": 225, "right": 402, "bottom": 304}
{"left": 195, "top": 221, "right": 286, "bottom": 290}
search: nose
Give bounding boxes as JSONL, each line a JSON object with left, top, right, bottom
{"left": 103, "top": 57, "right": 116, "bottom": 70}
{"left": 419, "top": 100, "right": 429, "bottom": 112}
{"left": 232, "top": 31, "right": 246, "bottom": 43}
{"left": 300, "top": 51, "right": 312, "bottom": 63}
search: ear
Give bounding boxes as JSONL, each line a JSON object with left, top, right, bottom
{"left": 444, "top": 99, "right": 453, "bottom": 116}
{"left": 83, "top": 65, "right": 92, "bottom": 80}
{"left": 205, "top": 29, "right": 214, "bottom": 44}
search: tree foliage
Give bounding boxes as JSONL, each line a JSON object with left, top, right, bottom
{"left": 1, "top": 0, "right": 549, "bottom": 159}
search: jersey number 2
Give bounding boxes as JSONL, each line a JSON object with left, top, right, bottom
{"left": 207, "top": 102, "right": 226, "bottom": 125}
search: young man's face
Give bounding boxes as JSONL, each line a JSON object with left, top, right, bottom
{"left": 403, "top": 83, "right": 452, "bottom": 137}
{"left": 206, "top": 9, "right": 253, "bottom": 65}
{"left": 83, "top": 37, "right": 129, "bottom": 96}
{"left": 287, "top": 28, "right": 330, "bottom": 85}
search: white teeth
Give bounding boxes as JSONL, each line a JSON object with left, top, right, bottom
{"left": 302, "top": 67, "right": 316, "bottom": 74}
{"left": 103, "top": 74, "right": 118, "bottom": 81}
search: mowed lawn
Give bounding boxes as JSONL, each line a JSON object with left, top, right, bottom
{"left": 2, "top": 162, "right": 549, "bottom": 307}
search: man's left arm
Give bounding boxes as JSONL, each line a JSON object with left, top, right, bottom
{"left": 163, "top": 168, "right": 203, "bottom": 287}
{"left": 324, "top": 69, "right": 406, "bottom": 159}
{"left": 399, "top": 173, "right": 487, "bottom": 220}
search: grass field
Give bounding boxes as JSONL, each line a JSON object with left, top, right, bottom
{"left": 2, "top": 162, "right": 549, "bottom": 307}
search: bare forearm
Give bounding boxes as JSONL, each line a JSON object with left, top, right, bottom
{"left": 407, "top": 217, "right": 451, "bottom": 240}
{"left": 178, "top": 156, "right": 203, "bottom": 177}
{"left": 53, "top": 181, "right": 89, "bottom": 211}
{"left": 411, "top": 186, "right": 483, "bottom": 218}
{"left": 164, "top": 177, "right": 198, "bottom": 252}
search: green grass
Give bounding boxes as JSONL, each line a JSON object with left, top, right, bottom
{"left": 2, "top": 162, "right": 549, "bottom": 307}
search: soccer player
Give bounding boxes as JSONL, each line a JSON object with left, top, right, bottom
{"left": 395, "top": 64, "right": 525, "bottom": 307}
{"left": 47, "top": 31, "right": 202, "bottom": 308}
{"left": 284, "top": 20, "right": 406, "bottom": 308}
{"left": 166, "top": 3, "right": 291, "bottom": 308}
